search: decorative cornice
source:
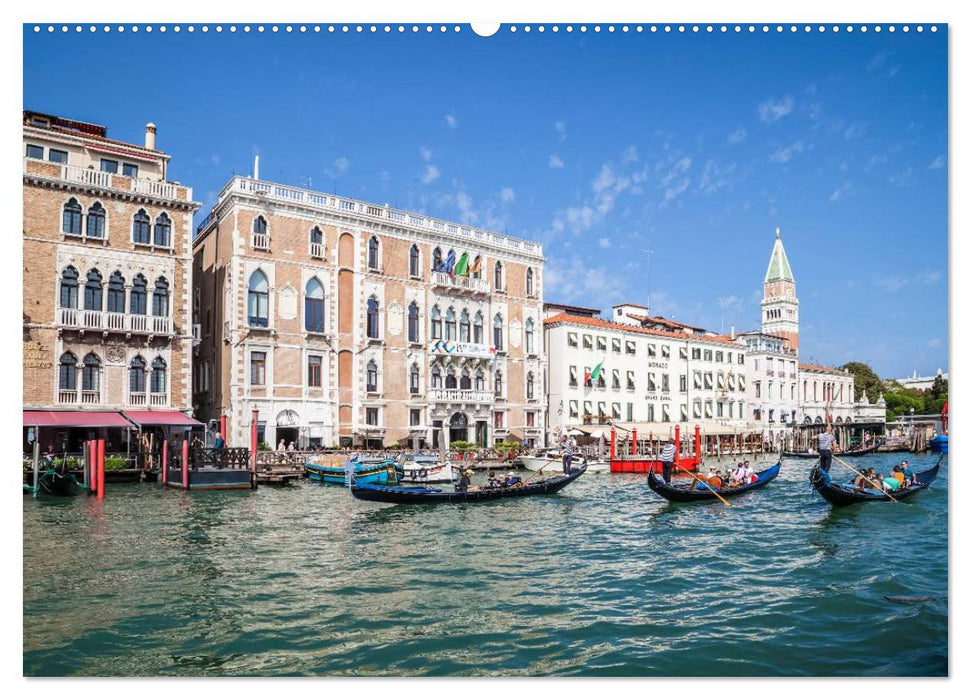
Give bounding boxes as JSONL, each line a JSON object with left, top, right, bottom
{"left": 24, "top": 171, "right": 200, "bottom": 212}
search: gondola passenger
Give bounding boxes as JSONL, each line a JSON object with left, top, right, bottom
{"left": 706, "top": 471, "right": 723, "bottom": 491}
{"left": 901, "top": 460, "right": 918, "bottom": 486}
{"left": 504, "top": 472, "right": 522, "bottom": 487}
{"left": 487, "top": 471, "right": 501, "bottom": 489}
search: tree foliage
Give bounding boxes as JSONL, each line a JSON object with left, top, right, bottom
{"left": 839, "top": 362, "right": 883, "bottom": 402}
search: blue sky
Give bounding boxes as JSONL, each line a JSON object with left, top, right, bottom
{"left": 23, "top": 24, "right": 947, "bottom": 380}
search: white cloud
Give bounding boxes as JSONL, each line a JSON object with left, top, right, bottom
{"left": 445, "top": 114, "right": 457, "bottom": 129}
{"left": 928, "top": 155, "right": 946, "bottom": 170}
{"left": 598, "top": 237, "right": 611, "bottom": 248}
{"left": 549, "top": 154, "right": 565, "bottom": 169}
{"left": 889, "top": 167, "right": 914, "bottom": 187}
{"left": 500, "top": 187, "right": 515, "bottom": 204}
{"left": 829, "top": 182, "right": 853, "bottom": 202}
{"left": 843, "top": 123, "right": 867, "bottom": 139}
{"left": 419, "top": 146, "right": 433, "bottom": 162}
{"left": 758, "top": 95, "right": 795, "bottom": 124}
{"left": 333, "top": 157, "right": 350, "bottom": 174}
{"left": 420, "top": 164, "right": 440, "bottom": 184}
{"left": 698, "top": 160, "right": 737, "bottom": 195}
{"left": 554, "top": 121, "right": 566, "bottom": 140}
{"left": 544, "top": 255, "right": 626, "bottom": 309}
{"left": 622, "top": 145, "right": 639, "bottom": 163}
{"left": 727, "top": 128, "right": 747, "bottom": 144}
{"left": 873, "top": 274, "right": 909, "bottom": 293}
{"left": 769, "top": 140, "right": 806, "bottom": 163}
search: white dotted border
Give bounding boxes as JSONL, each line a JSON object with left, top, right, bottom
{"left": 32, "top": 24, "right": 940, "bottom": 35}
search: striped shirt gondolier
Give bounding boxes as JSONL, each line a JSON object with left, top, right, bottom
{"left": 660, "top": 443, "right": 676, "bottom": 462}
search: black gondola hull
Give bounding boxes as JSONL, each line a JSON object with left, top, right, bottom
{"left": 809, "top": 458, "right": 942, "bottom": 507}
{"left": 350, "top": 465, "right": 586, "bottom": 504}
{"left": 647, "top": 463, "right": 781, "bottom": 503}
{"left": 781, "top": 447, "right": 876, "bottom": 459}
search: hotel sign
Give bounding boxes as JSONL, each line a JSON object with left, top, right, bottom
{"left": 430, "top": 340, "right": 496, "bottom": 359}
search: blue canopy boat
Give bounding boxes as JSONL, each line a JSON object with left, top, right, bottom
{"left": 928, "top": 435, "right": 948, "bottom": 454}
{"left": 305, "top": 456, "right": 398, "bottom": 485}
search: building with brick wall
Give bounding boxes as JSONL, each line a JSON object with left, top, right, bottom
{"left": 192, "top": 174, "right": 546, "bottom": 450}
{"left": 22, "top": 110, "right": 200, "bottom": 450}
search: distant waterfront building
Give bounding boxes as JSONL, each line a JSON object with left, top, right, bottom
{"left": 193, "top": 173, "right": 545, "bottom": 450}
{"left": 895, "top": 368, "right": 948, "bottom": 392}
{"left": 797, "top": 362, "right": 856, "bottom": 425}
{"left": 737, "top": 331, "right": 799, "bottom": 443}
{"left": 544, "top": 310, "right": 748, "bottom": 444}
{"left": 761, "top": 227, "right": 799, "bottom": 350}
{"left": 22, "top": 110, "right": 200, "bottom": 449}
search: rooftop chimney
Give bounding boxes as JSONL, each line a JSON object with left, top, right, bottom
{"left": 145, "top": 123, "right": 157, "bottom": 150}
{"left": 254, "top": 155, "right": 260, "bottom": 181}
{"left": 731, "top": 325, "right": 736, "bottom": 340}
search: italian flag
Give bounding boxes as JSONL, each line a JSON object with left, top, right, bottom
{"left": 584, "top": 362, "right": 604, "bottom": 384}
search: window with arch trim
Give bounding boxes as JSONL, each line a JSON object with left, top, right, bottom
{"left": 59, "top": 352, "right": 77, "bottom": 390}
{"left": 130, "top": 274, "right": 148, "bottom": 315}
{"left": 309, "top": 226, "right": 324, "bottom": 257}
{"left": 305, "top": 277, "right": 324, "bottom": 332}
{"left": 62, "top": 198, "right": 82, "bottom": 236}
{"left": 431, "top": 365, "right": 442, "bottom": 389}
{"left": 526, "top": 371, "right": 535, "bottom": 399}
{"left": 86, "top": 202, "right": 106, "bottom": 239}
{"left": 460, "top": 369, "right": 472, "bottom": 390}
{"left": 459, "top": 309, "right": 470, "bottom": 342}
{"left": 152, "top": 277, "right": 169, "bottom": 317}
{"left": 153, "top": 213, "right": 171, "bottom": 247}
{"left": 150, "top": 357, "right": 167, "bottom": 394}
{"left": 432, "top": 247, "right": 443, "bottom": 272}
{"left": 494, "top": 369, "right": 503, "bottom": 396}
{"left": 366, "top": 359, "right": 378, "bottom": 392}
{"left": 84, "top": 269, "right": 103, "bottom": 311}
{"left": 107, "top": 271, "right": 126, "bottom": 313}
{"left": 409, "top": 363, "right": 420, "bottom": 394}
{"left": 368, "top": 236, "right": 380, "bottom": 270}
{"left": 494, "top": 261, "right": 503, "bottom": 290}
{"left": 444, "top": 308, "right": 456, "bottom": 341}
{"left": 60, "top": 266, "right": 79, "bottom": 309}
{"left": 248, "top": 270, "right": 269, "bottom": 327}
{"left": 430, "top": 306, "right": 442, "bottom": 340}
{"left": 132, "top": 209, "right": 151, "bottom": 244}
{"left": 525, "top": 318, "right": 535, "bottom": 354}
{"left": 409, "top": 244, "right": 420, "bottom": 277}
{"left": 366, "top": 296, "right": 380, "bottom": 339}
{"left": 475, "top": 369, "right": 485, "bottom": 391}
{"left": 526, "top": 267, "right": 534, "bottom": 296}
{"left": 445, "top": 369, "right": 457, "bottom": 389}
{"left": 408, "top": 302, "right": 420, "bottom": 343}
{"left": 493, "top": 313, "right": 503, "bottom": 351}
{"left": 252, "top": 216, "right": 268, "bottom": 248}
{"left": 129, "top": 356, "right": 146, "bottom": 394}
{"left": 473, "top": 311, "right": 483, "bottom": 344}
{"left": 82, "top": 352, "right": 101, "bottom": 392}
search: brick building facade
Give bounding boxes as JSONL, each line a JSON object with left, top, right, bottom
{"left": 193, "top": 175, "right": 546, "bottom": 450}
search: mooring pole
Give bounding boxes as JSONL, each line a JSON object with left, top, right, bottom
{"left": 251, "top": 407, "right": 259, "bottom": 487}
{"left": 631, "top": 428, "right": 638, "bottom": 457}
{"left": 182, "top": 439, "right": 189, "bottom": 490}
{"left": 96, "top": 439, "right": 105, "bottom": 500}
{"left": 674, "top": 424, "right": 681, "bottom": 468}
{"left": 610, "top": 427, "right": 616, "bottom": 461}
{"left": 220, "top": 413, "right": 227, "bottom": 442}
{"left": 694, "top": 425, "right": 701, "bottom": 466}
{"left": 32, "top": 440, "right": 40, "bottom": 498}
{"left": 162, "top": 439, "right": 168, "bottom": 486}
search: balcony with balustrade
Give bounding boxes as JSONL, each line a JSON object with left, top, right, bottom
{"left": 59, "top": 307, "right": 174, "bottom": 338}
{"left": 128, "top": 392, "right": 169, "bottom": 407}
{"left": 428, "top": 388, "right": 495, "bottom": 406}
{"left": 430, "top": 271, "right": 491, "bottom": 296}
{"left": 23, "top": 159, "right": 192, "bottom": 204}
{"left": 57, "top": 389, "right": 102, "bottom": 406}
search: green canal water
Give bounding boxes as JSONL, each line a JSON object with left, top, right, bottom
{"left": 23, "top": 453, "right": 947, "bottom": 676}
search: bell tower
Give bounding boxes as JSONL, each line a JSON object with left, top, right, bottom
{"left": 761, "top": 227, "right": 799, "bottom": 349}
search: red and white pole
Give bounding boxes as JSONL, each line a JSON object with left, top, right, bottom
{"left": 674, "top": 424, "right": 681, "bottom": 468}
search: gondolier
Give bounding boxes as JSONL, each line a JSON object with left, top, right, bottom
{"left": 560, "top": 433, "right": 577, "bottom": 473}
{"left": 817, "top": 425, "right": 839, "bottom": 472}
{"left": 660, "top": 439, "right": 676, "bottom": 483}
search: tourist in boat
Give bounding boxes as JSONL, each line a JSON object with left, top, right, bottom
{"left": 487, "top": 471, "right": 501, "bottom": 489}
{"left": 660, "top": 439, "right": 676, "bottom": 483}
{"left": 456, "top": 468, "right": 474, "bottom": 492}
{"left": 901, "top": 460, "right": 918, "bottom": 486}
{"left": 706, "top": 470, "right": 724, "bottom": 491}
{"left": 504, "top": 472, "right": 522, "bottom": 487}
{"left": 743, "top": 462, "right": 757, "bottom": 483}
{"left": 817, "top": 425, "right": 839, "bottom": 472}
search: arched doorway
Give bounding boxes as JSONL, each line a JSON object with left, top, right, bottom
{"left": 449, "top": 412, "right": 469, "bottom": 443}
{"left": 276, "top": 409, "right": 300, "bottom": 449}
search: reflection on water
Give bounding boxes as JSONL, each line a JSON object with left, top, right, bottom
{"left": 24, "top": 453, "right": 947, "bottom": 676}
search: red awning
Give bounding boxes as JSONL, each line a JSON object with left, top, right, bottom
{"left": 22, "top": 410, "right": 135, "bottom": 428}
{"left": 120, "top": 410, "right": 204, "bottom": 427}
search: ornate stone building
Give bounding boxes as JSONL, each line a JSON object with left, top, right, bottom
{"left": 193, "top": 175, "right": 546, "bottom": 449}
{"left": 22, "top": 109, "right": 199, "bottom": 448}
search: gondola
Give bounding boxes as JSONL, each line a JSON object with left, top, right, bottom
{"left": 647, "top": 463, "right": 781, "bottom": 503}
{"left": 349, "top": 464, "right": 586, "bottom": 504}
{"left": 781, "top": 446, "right": 876, "bottom": 459}
{"left": 809, "top": 456, "right": 942, "bottom": 507}
{"left": 36, "top": 469, "right": 87, "bottom": 496}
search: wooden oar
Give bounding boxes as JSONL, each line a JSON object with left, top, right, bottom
{"left": 832, "top": 455, "right": 900, "bottom": 503}
{"left": 674, "top": 464, "right": 732, "bottom": 507}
